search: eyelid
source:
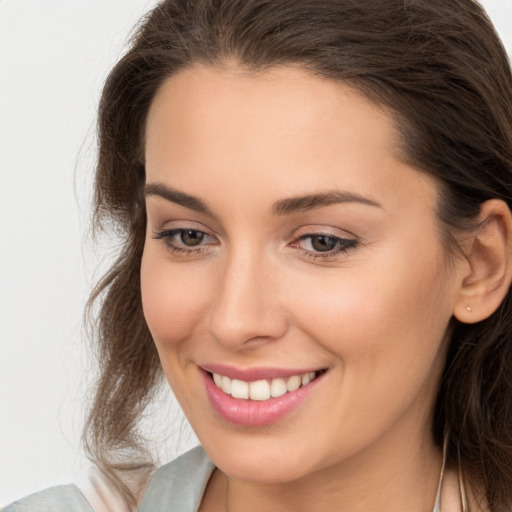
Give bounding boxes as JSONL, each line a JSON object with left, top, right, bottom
{"left": 151, "top": 222, "right": 219, "bottom": 256}
{"left": 153, "top": 227, "right": 215, "bottom": 242}
{"left": 289, "top": 225, "right": 360, "bottom": 261}
{"left": 291, "top": 224, "right": 357, "bottom": 240}
{"left": 149, "top": 215, "right": 211, "bottom": 231}
{"left": 145, "top": 201, "right": 224, "bottom": 238}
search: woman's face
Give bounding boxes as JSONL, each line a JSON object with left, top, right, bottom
{"left": 141, "top": 65, "right": 466, "bottom": 483}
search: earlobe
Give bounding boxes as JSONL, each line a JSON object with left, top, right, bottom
{"left": 453, "top": 199, "right": 512, "bottom": 324}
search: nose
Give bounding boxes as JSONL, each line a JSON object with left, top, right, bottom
{"left": 207, "top": 246, "right": 288, "bottom": 349}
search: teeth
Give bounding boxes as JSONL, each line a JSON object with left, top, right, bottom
{"left": 302, "top": 372, "right": 315, "bottom": 386}
{"left": 212, "top": 371, "right": 318, "bottom": 401}
{"left": 213, "top": 373, "right": 223, "bottom": 387}
{"left": 231, "top": 379, "right": 249, "bottom": 399}
{"left": 270, "top": 378, "right": 287, "bottom": 398}
{"left": 286, "top": 375, "right": 301, "bottom": 392}
{"left": 221, "top": 375, "right": 232, "bottom": 395}
{"left": 249, "top": 380, "right": 271, "bottom": 401}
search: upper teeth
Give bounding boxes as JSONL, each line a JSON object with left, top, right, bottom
{"left": 212, "top": 371, "right": 316, "bottom": 401}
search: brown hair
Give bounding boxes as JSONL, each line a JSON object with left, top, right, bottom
{"left": 84, "top": 0, "right": 512, "bottom": 509}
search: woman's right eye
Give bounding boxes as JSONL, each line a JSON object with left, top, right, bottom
{"left": 153, "top": 228, "right": 216, "bottom": 254}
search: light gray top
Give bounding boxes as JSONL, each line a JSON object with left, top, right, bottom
{"left": 2, "top": 445, "right": 446, "bottom": 511}
{"left": 1, "top": 446, "right": 215, "bottom": 512}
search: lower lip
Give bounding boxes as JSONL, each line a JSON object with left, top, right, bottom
{"left": 201, "top": 370, "right": 324, "bottom": 427}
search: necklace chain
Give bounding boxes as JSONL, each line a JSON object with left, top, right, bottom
{"left": 434, "top": 436, "right": 469, "bottom": 512}
{"left": 223, "top": 439, "right": 467, "bottom": 512}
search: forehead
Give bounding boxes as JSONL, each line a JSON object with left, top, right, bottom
{"left": 145, "top": 63, "right": 399, "bottom": 163}
{"left": 144, "top": 64, "right": 438, "bottom": 217}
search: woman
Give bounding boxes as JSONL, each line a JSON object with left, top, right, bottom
{"left": 4, "top": 0, "right": 512, "bottom": 511}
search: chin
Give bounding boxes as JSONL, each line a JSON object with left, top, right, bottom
{"left": 198, "top": 429, "right": 325, "bottom": 484}
{"left": 216, "top": 454, "right": 312, "bottom": 484}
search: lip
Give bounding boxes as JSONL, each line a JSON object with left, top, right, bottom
{"left": 200, "top": 363, "right": 322, "bottom": 382}
{"left": 199, "top": 366, "right": 326, "bottom": 427}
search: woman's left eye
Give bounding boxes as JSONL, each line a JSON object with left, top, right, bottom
{"left": 153, "top": 228, "right": 216, "bottom": 254}
{"left": 293, "top": 233, "right": 359, "bottom": 259}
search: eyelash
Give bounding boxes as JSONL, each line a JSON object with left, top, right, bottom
{"left": 153, "top": 228, "right": 216, "bottom": 256}
{"left": 293, "top": 233, "right": 359, "bottom": 260}
{"left": 153, "top": 229, "right": 359, "bottom": 260}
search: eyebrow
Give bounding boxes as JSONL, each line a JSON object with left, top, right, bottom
{"left": 145, "top": 182, "right": 213, "bottom": 215}
{"left": 272, "top": 191, "right": 382, "bottom": 215}
{"left": 145, "top": 182, "right": 382, "bottom": 216}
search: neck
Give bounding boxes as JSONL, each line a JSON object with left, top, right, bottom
{"left": 205, "top": 429, "right": 443, "bottom": 512}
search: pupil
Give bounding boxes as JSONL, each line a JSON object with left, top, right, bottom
{"left": 312, "top": 235, "right": 337, "bottom": 252}
{"left": 181, "top": 230, "right": 204, "bottom": 246}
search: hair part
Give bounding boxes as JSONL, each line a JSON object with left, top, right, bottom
{"left": 85, "top": 1, "right": 512, "bottom": 509}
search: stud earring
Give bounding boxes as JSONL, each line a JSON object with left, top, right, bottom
{"left": 466, "top": 305, "right": 472, "bottom": 312}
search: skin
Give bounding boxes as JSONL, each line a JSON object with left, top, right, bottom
{"left": 141, "top": 64, "right": 473, "bottom": 511}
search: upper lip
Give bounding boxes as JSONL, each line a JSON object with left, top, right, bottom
{"left": 200, "top": 363, "right": 324, "bottom": 382}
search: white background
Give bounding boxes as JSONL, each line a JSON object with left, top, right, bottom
{"left": 1, "top": 0, "right": 511, "bottom": 506}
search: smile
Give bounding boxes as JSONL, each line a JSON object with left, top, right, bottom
{"left": 212, "top": 371, "right": 318, "bottom": 401}
{"left": 201, "top": 366, "right": 327, "bottom": 426}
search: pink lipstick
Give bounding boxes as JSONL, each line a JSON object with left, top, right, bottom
{"left": 200, "top": 365, "right": 326, "bottom": 427}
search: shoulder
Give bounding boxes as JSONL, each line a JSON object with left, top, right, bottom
{"left": 1, "top": 447, "right": 214, "bottom": 512}
{"left": 138, "top": 445, "right": 215, "bottom": 512}
{"left": 1, "top": 484, "right": 94, "bottom": 512}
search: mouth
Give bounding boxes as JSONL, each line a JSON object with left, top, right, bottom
{"left": 210, "top": 370, "right": 324, "bottom": 401}
{"left": 200, "top": 366, "right": 328, "bottom": 426}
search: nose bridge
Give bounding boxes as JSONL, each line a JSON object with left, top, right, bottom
{"left": 208, "top": 241, "right": 286, "bottom": 348}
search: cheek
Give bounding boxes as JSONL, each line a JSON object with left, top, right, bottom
{"left": 140, "top": 251, "right": 215, "bottom": 417}
{"left": 285, "top": 246, "right": 453, "bottom": 380}
{"left": 282, "top": 257, "right": 453, "bottom": 452}
{"left": 140, "top": 251, "right": 210, "bottom": 351}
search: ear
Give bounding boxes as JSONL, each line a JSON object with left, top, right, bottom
{"left": 453, "top": 199, "right": 512, "bottom": 324}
